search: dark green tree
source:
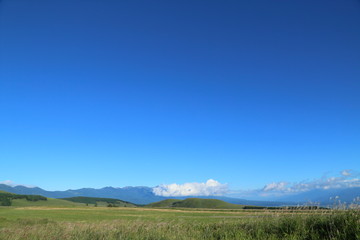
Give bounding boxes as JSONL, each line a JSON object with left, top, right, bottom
{"left": 0, "top": 197, "right": 12, "bottom": 206}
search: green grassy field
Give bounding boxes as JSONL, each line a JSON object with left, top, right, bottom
{"left": 147, "top": 198, "right": 245, "bottom": 209}
{"left": 10, "top": 198, "right": 85, "bottom": 207}
{"left": 62, "top": 196, "right": 137, "bottom": 207}
{"left": 0, "top": 205, "right": 359, "bottom": 240}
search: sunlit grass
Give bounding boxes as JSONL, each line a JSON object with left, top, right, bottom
{"left": 0, "top": 206, "right": 359, "bottom": 239}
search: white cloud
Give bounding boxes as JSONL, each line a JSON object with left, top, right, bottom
{"left": 153, "top": 179, "right": 228, "bottom": 197}
{"left": 0, "top": 180, "right": 17, "bottom": 187}
{"left": 341, "top": 170, "right": 352, "bottom": 176}
{"left": 227, "top": 170, "right": 360, "bottom": 199}
{"left": 263, "top": 181, "right": 288, "bottom": 191}
{"left": 260, "top": 169, "right": 360, "bottom": 195}
{"left": 0, "top": 180, "right": 36, "bottom": 188}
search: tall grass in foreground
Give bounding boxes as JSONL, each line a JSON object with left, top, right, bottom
{"left": 0, "top": 210, "right": 359, "bottom": 240}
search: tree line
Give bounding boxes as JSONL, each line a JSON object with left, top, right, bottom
{"left": 0, "top": 192, "right": 47, "bottom": 206}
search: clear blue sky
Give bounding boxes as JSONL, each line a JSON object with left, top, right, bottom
{"left": 1, "top": 0, "right": 359, "bottom": 191}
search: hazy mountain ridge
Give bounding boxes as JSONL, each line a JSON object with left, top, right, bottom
{"left": 0, "top": 184, "right": 285, "bottom": 206}
{"left": 0, "top": 184, "right": 162, "bottom": 204}
{"left": 1, "top": 184, "right": 358, "bottom": 206}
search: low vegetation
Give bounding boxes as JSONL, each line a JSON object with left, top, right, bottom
{"left": 0, "top": 191, "right": 87, "bottom": 207}
{"left": 62, "top": 196, "right": 137, "bottom": 207}
{"left": 146, "top": 198, "right": 181, "bottom": 208}
{"left": 147, "top": 198, "right": 245, "bottom": 209}
{"left": 0, "top": 207, "right": 359, "bottom": 239}
{"left": 0, "top": 192, "right": 359, "bottom": 239}
{"left": 0, "top": 191, "right": 47, "bottom": 206}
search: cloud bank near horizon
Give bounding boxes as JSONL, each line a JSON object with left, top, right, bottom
{"left": 2, "top": 170, "right": 358, "bottom": 199}
{"left": 225, "top": 170, "right": 360, "bottom": 199}
{"left": 153, "top": 179, "right": 228, "bottom": 197}
{"left": 256, "top": 170, "right": 360, "bottom": 197}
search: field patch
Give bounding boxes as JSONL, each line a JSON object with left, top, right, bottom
{"left": 0, "top": 206, "right": 359, "bottom": 239}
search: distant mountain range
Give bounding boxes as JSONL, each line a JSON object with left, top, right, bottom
{"left": 0, "top": 184, "right": 285, "bottom": 206}
{"left": 0, "top": 184, "right": 161, "bottom": 204}
{"left": 1, "top": 184, "right": 358, "bottom": 206}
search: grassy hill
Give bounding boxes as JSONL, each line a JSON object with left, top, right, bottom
{"left": 62, "top": 196, "right": 137, "bottom": 207}
{"left": 0, "top": 191, "right": 46, "bottom": 206}
{"left": 0, "top": 190, "right": 85, "bottom": 207}
{"left": 11, "top": 198, "right": 85, "bottom": 207}
{"left": 147, "top": 198, "right": 246, "bottom": 209}
{"left": 146, "top": 199, "right": 181, "bottom": 208}
{"left": 0, "top": 190, "right": 12, "bottom": 194}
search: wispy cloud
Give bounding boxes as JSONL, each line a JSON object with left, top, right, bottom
{"left": 0, "top": 180, "right": 37, "bottom": 188}
{"left": 227, "top": 170, "right": 360, "bottom": 199}
{"left": 259, "top": 170, "right": 360, "bottom": 197}
{"left": 341, "top": 169, "right": 352, "bottom": 176}
{"left": 0, "top": 180, "right": 17, "bottom": 187}
{"left": 153, "top": 179, "right": 228, "bottom": 197}
{"left": 262, "top": 181, "right": 288, "bottom": 192}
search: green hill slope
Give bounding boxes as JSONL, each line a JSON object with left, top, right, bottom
{"left": 146, "top": 199, "right": 181, "bottom": 208}
{"left": 147, "top": 198, "right": 245, "bottom": 209}
{"left": 11, "top": 198, "right": 85, "bottom": 207}
{"left": 62, "top": 196, "right": 137, "bottom": 207}
{"left": 0, "top": 191, "right": 84, "bottom": 207}
{"left": 0, "top": 190, "right": 12, "bottom": 194}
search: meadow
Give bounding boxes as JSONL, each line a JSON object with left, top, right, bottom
{"left": 0, "top": 205, "right": 359, "bottom": 240}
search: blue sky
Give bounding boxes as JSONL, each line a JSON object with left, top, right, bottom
{"left": 0, "top": 0, "right": 359, "bottom": 193}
